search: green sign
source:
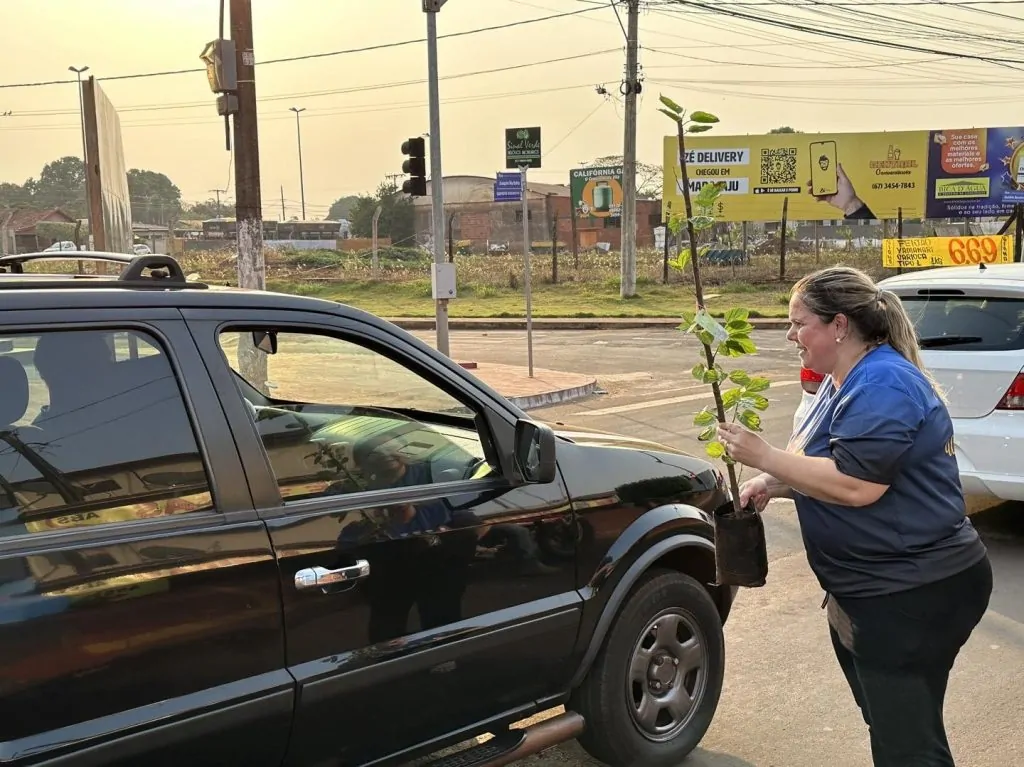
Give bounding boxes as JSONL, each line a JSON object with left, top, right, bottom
{"left": 506, "top": 127, "right": 542, "bottom": 169}
{"left": 570, "top": 166, "right": 624, "bottom": 219}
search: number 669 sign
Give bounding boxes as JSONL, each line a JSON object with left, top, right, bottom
{"left": 882, "top": 235, "right": 1016, "bottom": 269}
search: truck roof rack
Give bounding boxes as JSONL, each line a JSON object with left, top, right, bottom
{"left": 0, "top": 253, "right": 208, "bottom": 291}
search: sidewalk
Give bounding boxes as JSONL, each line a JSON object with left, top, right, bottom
{"left": 459, "top": 361, "right": 597, "bottom": 411}
{"left": 389, "top": 317, "right": 790, "bottom": 331}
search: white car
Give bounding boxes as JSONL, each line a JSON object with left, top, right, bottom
{"left": 794, "top": 263, "right": 1024, "bottom": 502}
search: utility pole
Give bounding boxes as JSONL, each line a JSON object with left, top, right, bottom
{"left": 230, "top": 0, "right": 264, "bottom": 292}
{"left": 620, "top": 0, "right": 640, "bottom": 298}
{"left": 230, "top": 0, "right": 266, "bottom": 391}
{"left": 280, "top": 185, "right": 286, "bottom": 220}
{"left": 289, "top": 106, "right": 306, "bottom": 220}
{"left": 425, "top": 0, "right": 451, "bottom": 358}
{"left": 209, "top": 188, "right": 223, "bottom": 215}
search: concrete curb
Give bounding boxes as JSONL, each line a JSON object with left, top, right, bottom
{"left": 506, "top": 378, "right": 599, "bottom": 411}
{"left": 389, "top": 317, "right": 790, "bottom": 331}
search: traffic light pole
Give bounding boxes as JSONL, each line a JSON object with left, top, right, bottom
{"left": 426, "top": 6, "right": 450, "bottom": 358}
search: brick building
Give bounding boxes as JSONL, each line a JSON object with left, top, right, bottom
{"left": 411, "top": 175, "right": 662, "bottom": 253}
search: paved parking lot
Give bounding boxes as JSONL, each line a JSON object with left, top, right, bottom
{"left": 417, "top": 328, "right": 1024, "bottom": 767}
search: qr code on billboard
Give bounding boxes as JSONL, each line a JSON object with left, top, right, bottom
{"left": 760, "top": 147, "right": 798, "bottom": 185}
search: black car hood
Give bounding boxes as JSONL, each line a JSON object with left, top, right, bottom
{"left": 547, "top": 421, "right": 694, "bottom": 458}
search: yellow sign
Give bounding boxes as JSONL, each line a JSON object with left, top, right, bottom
{"left": 663, "top": 130, "right": 930, "bottom": 223}
{"left": 881, "top": 235, "right": 1015, "bottom": 269}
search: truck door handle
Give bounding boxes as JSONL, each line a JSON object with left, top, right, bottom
{"left": 294, "top": 561, "right": 371, "bottom": 591}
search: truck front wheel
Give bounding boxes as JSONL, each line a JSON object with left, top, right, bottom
{"left": 569, "top": 569, "right": 726, "bottom": 767}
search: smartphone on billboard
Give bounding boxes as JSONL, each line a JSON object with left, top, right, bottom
{"left": 809, "top": 140, "right": 839, "bottom": 197}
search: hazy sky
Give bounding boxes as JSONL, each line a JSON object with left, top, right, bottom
{"left": 1, "top": 0, "right": 1021, "bottom": 218}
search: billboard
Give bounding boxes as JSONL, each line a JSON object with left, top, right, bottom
{"left": 571, "top": 166, "right": 624, "bottom": 219}
{"left": 83, "top": 77, "right": 133, "bottom": 253}
{"left": 662, "top": 127, "right": 1024, "bottom": 223}
{"left": 926, "top": 128, "right": 1024, "bottom": 218}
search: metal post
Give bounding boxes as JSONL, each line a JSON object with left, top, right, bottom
{"left": 426, "top": 6, "right": 450, "bottom": 357}
{"left": 372, "top": 204, "right": 383, "bottom": 278}
{"left": 290, "top": 106, "right": 306, "bottom": 220}
{"left": 897, "top": 206, "right": 904, "bottom": 275}
{"left": 521, "top": 165, "right": 534, "bottom": 378}
{"left": 69, "top": 65, "right": 89, "bottom": 243}
{"left": 620, "top": 0, "right": 640, "bottom": 298}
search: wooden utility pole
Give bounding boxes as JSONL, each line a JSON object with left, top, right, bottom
{"left": 231, "top": 0, "right": 264, "bottom": 292}
{"left": 230, "top": 0, "right": 267, "bottom": 390}
{"left": 620, "top": 0, "right": 640, "bottom": 298}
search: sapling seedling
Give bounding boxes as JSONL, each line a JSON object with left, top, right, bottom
{"left": 659, "top": 94, "right": 772, "bottom": 514}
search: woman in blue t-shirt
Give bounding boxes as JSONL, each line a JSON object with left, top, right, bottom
{"left": 718, "top": 265, "right": 992, "bottom": 767}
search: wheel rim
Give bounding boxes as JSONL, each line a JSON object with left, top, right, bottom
{"left": 625, "top": 608, "right": 708, "bottom": 742}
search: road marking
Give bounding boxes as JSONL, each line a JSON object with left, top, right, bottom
{"left": 578, "top": 379, "right": 802, "bottom": 416}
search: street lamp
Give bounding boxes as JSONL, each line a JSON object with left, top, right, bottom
{"left": 69, "top": 65, "right": 89, "bottom": 247}
{"left": 289, "top": 106, "right": 306, "bottom": 221}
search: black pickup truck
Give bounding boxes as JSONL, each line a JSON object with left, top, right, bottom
{"left": 0, "top": 253, "right": 737, "bottom": 767}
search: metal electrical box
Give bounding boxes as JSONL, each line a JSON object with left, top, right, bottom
{"left": 431, "top": 263, "right": 456, "bottom": 300}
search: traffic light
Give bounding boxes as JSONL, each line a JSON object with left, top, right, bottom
{"left": 401, "top": 137, "right": 427, "bottom": 196}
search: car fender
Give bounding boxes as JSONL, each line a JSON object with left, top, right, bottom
{"left": 569, "top": 503, "right": 718, "bottom": 688}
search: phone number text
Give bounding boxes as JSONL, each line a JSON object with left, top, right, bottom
{"left": 871, "top": 182, "right": 917, "bottom": 190}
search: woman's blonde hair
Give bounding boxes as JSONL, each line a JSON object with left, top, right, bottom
{"left": 792, "top": 265, "right": 946, "bottom": 401}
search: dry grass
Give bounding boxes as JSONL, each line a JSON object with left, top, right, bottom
{"left": 22, "top": 244, "right": 891, "bottom": 319}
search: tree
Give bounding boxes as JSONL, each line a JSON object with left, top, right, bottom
{"left": 349, "top": 181, "right": 415, "bottom": 245}
{"left": 28, "top": 156, "right": 87, "bottom": 218}
{"left": 769, "top": 126, "right": 800, "bottom": 134}
{"left": 182, "top": 198, "right": 230, "bottom": 220}
{"left": 584, "top": 155, "right": 663, "bottom": 199}
{"left": 127, "top": 169, "right": 182, "bottom": 224}
{"left": 0, "top": 182, "right": 32, "bottom": 209}
{"left": 327, "top": 195, "right": 360, "bottom": 221}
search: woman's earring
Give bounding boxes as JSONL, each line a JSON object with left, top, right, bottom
{"left": 836, "top": 337, "right": 843, "bottom": 344}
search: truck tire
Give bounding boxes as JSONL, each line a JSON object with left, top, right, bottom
{"left": 569, "top": 569, "right": 725, "bottom": 767}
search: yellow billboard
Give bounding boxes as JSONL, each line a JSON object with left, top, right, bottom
{"left": 662, "top": 130, "right": 930, "bottom": 223}
{"left": 881, "top": 235, "right": 1015, "bottom": 269}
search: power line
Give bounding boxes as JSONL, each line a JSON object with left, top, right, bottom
{"left": 655, "top": 0, "right": 1024, "bottom": 70}
{"left": 6, "top": 49, "right": 620, "bottom": 118}
{"left": 0, "top": 83, "right": 600, "bottom": 132}
{"left": 0, "top": 6, "right": 605, "bottom": 90}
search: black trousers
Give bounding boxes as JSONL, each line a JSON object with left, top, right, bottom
{"left": 827, "top": 555, "right": 993, "bottom": 767}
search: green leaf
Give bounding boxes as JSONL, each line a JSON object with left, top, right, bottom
{"left": 693, "top": 409, "right": 717, "bottom": 427}
{"left": 728, "top": 370, "right": 751, "bottom": 386}
{"left": 721, "top": 387, "right": 742, "bottom": 409}
{"left": 690, "top": 215, "right": 715, "bottom": 231}
{"left": 690, "top": 110, "right": 720, "bottom": 124}
{"left": 738, "top": 409, "right": 763, "bottom": 431}
{"left": 695, "top": 181, "right": 725, "bottom": 207}
{"left": 727, "top": 322, "right": 755, "bottom": 336}
{"left": 722, "top": 453, "right": 736, "bottom": 466}
{"left": 741, "top": 394, "right": 770, "bottom": 411}
{"left": 679, "top": 311, "right": 695, "bottom": 328}
{"left": 697, "top": 425, "right": 717, "bottom": 442}
{"left": 670, "top": 250, "right": 692, "bottom": 271}
{"left": 702, "top": 368, "right": 722, "bottom": 384}
{"left": 687, "top": 124, "right": 713, "bottom": 133}
{"left": 706, "top": 441, "right": 726, "bottom": 459}
{"left": 658, "top": 108, "right": 683, "bottom": 123}
{"left": 659, "top": 94, "right": 684, "bottom": 115}
{"left": 746, "top": 376, "right": 771, "bottom": 393}
{"left": 691, "top": 363, "right": 707, "bottom": 382}
{"left": 696, "top": 330, "right": 715, "bottom": 347}
{"left": 724, "top": 336, "right": 757, "bottom": 356}
{"left": 724, "top": 307, "right": 750, "bottom": 325}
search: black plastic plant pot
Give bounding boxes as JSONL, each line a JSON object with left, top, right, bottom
{"left": 712, "top": 500, "right": 769, "bottom": 588}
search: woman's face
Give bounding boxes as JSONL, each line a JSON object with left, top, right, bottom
{"left": 787, "top": 294, "right": 839, "bottom": 375}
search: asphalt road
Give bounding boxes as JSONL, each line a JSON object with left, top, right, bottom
{"left": 415, "top": 328, "right": 1023, "bottom": 767}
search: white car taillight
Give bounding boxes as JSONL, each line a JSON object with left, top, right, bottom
{"left": 996, "top": 373, "right": 1024, "bottom": 410}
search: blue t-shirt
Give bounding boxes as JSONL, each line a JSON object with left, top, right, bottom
{"left": 789, "top": 344, "right": 986, "bottom": 598}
